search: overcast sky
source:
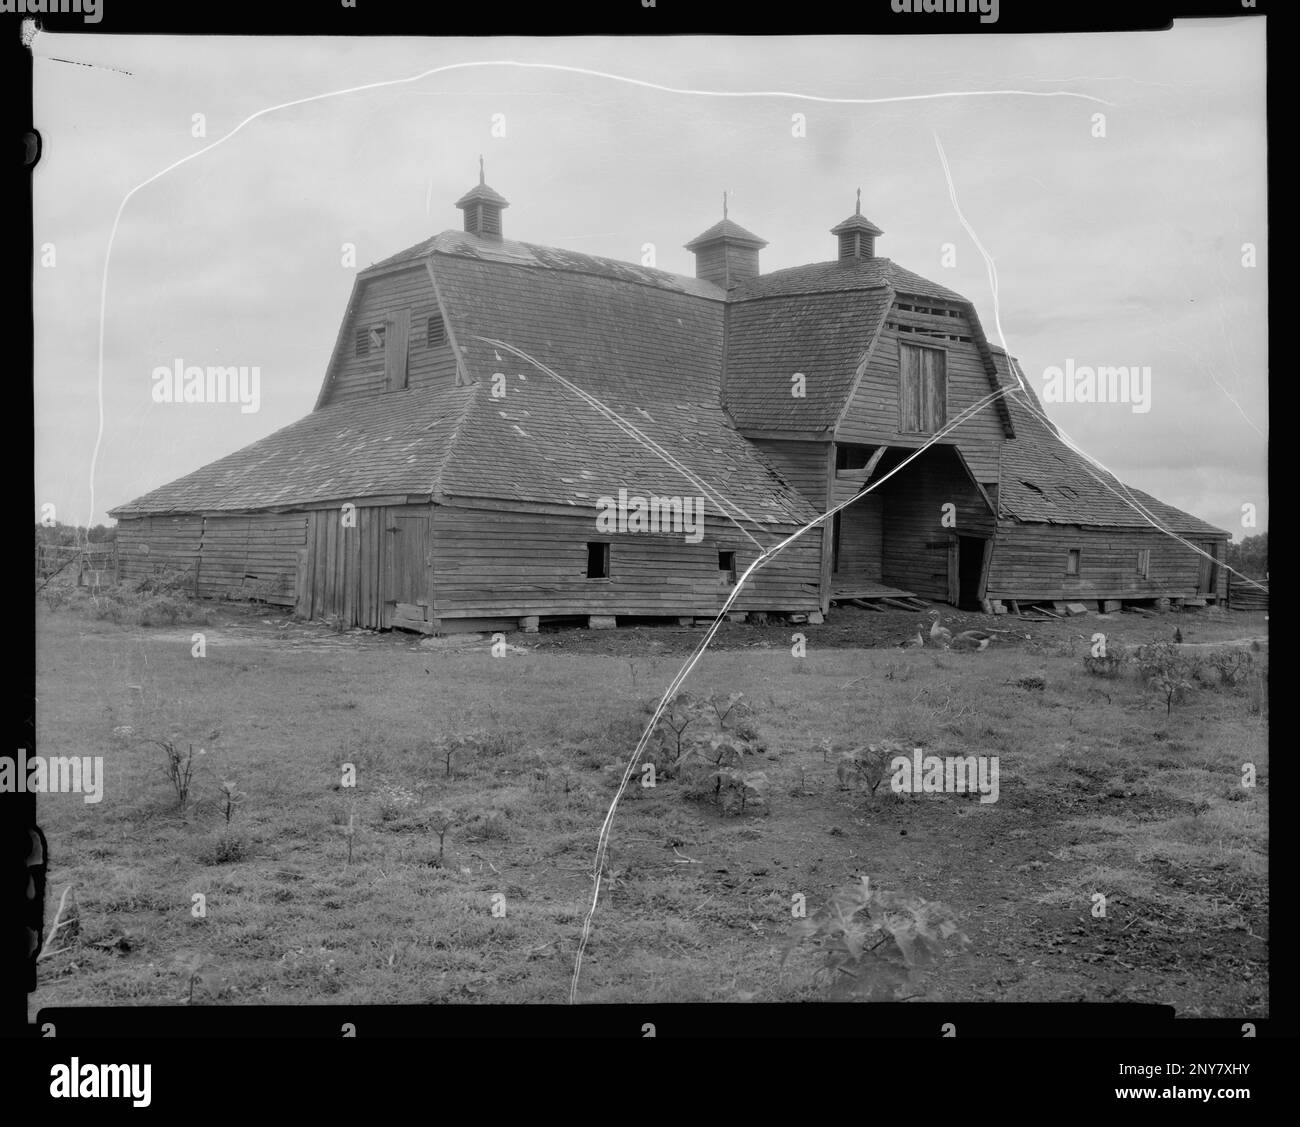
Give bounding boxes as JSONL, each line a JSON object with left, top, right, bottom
{"left": 32, "top": 24, "right": 1267, "bottom": 538}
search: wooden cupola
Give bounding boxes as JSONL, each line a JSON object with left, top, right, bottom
{"left": 831, "top": 190, "right": 884, "bottom": 261}
{"left": 455, "top": 157, "right": 510, "bottom": 240}
{"left": 684, "top": 193, "right": 768, "bottom": 289}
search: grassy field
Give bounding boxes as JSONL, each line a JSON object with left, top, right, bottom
{"left": 30, "top": 596, "right": 1268, "bottom": 1012}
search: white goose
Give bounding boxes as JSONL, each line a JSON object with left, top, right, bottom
{"left": 929, "top": 610, "right": 996, "bottom": 652}
{"left": 927, "top": 611, "right": 952, "bottom": 648}
{"left": 901, "top": 623, "right": 925, "bottom": 648}
{"left": 950, "top": 631, "right": 992, "bottom": 652}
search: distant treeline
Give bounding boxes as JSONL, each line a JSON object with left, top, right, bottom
{"left": 34, "top": 522, "right": 117, "bottom": 547}
{"left": 1225, "top": 533, "right": 1267, "bottom": 580}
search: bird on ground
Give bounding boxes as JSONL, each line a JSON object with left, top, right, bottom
{"left": 930, "top": 610, "right": 997, "bottom": 652}
{"left": 1174, "top": 627, "right": 1184, "bottom": 643}
{"left": 901, "top": 623, "right": 925, "bottom": 648}
{"left": 927, "top": 611, "right": 953, "bottom": 648}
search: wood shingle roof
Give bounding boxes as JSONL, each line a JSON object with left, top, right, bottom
{"left": 723, "top": 286, "right": 893, "bottom": 431}
{"left": 991, "top": 351, "right": 1228, "bottom": 537}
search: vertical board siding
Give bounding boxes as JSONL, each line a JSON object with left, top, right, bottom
{"left": 879, "top": 453, "right": 994, "bottom": 601}
{"left": 385, "top": 308, "right": 411, "bottom": 392}
{"left": 986, "top": 522, "right": 1230, "bottom": 601}
{"left": 320, "top": 268, "right": 455, "bottom": 407}
{"left": 300, "top": 505, "right": 433, "bottom": 629}
{"left": 431, "top": 504, "right": 820, "bottom": 617}
{"left": 831, "top": 478, "right": 883, "bottom": 582}
{"left": 837, "top": 303, "right": 1003, "bottom": 483}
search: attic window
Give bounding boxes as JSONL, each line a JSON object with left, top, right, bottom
{"left": 586, "top": 542, "right": 610, "bottom": 580}
{"left": 1066, "top": 548, "right": 1081, "bottom": 576}
{"left": 356, "top": 325, "right": 385, "bottom": 357}
{"left": 718, "top": 550, "right": 737, "bottom": 585}
{"left": 427, "top": 317, "right": 447, "bottom": 348}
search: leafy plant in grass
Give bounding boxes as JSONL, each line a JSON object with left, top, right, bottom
{"left": 781, "top": 877, "right": 970, "bottom": 1001}
{"left": 834, "top": 742, "right": 901, "bottom": 798}
{"left": 679, "top": 734, "right": 770, "bottom": 815}
{"left": 1082, "top": 653, "right": 1126, "bottom": 678}
{"left": 1137, "top": 643, "right": 1197, "bottom": 716}
{"left": 655, "top": 691, "right": 708, "bottom": 761}
{"left": 706, "top": 690, "right": 753, "bottom": 730}
{"left": 1210, "top": 648, "right": 1257, "bottom": 690}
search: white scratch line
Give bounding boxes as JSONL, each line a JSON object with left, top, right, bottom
{"left": 88, "top": 59, "right": 1111, "bottom": 527}
{"left": 932, "top": 134, "right": 1260, "bottom": 588}
{"left": 475, "top": 336, "right": 777, "bottom": 551}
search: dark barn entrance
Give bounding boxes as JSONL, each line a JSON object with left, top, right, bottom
{"left": 957, "top": 535, "right": 987, "bottom": 610}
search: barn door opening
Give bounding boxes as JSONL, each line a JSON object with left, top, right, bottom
{"left": 1197, "top": 540, "right": 1220, "bottom": 596}
{"left": 383, "top": 508, "right": 433, "bottom": 631}
{"left": 956, "top": 535, "right": 987, "bottom": 611}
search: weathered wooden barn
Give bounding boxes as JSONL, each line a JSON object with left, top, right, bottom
{"left": 110, "top": 171, "right": 1228, "bottom": 631}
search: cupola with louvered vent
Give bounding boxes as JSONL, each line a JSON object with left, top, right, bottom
{"left": 455, "top": 157, "right": 510, "bottom": 240}
{"left": 831, "top": 189, "right": 883, "bottom": 261}
{"left": 684, "top": 194, "right": 767, "bottom": 289}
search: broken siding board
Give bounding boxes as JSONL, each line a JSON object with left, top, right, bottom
{"left": 745, "top": 438, "right": 831, "bottom": 509}
{"left": 119, "top": 513, "right": 305, "bottom": 604}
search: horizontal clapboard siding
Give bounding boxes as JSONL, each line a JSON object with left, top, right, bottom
{"left": 116, "top": 513, "right": 306, "bottom": 605}
{"left": 431, "top": 504, "right": 820, "bottom": 617}
{"left": 987, "top": 522, "right": 1226, "bottom": 601}
{"left": 321, "top": 267, "right": 455, "bottom": 407}
{"left": 116, "top": 516, "right": 204, "bottom": 588}
{"left": 837, "top": 304, "right": 1003, "bottom": 483}
{"left": 746, "top": 438, "right": 830, "bottom": 511}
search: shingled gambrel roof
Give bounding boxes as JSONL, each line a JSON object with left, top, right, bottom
{"left": 426, "top": 244, "right": 816, "bottom": 525}
{"left": 109, "top": 384, "right": 477, "bottom": 517}
{"left": 724, "top": 286, "right": 893, "bottom": 431}
{"left": 428, "top": 245, "right": 725, "bottom": 405}
{"left": 727, "top": 257, "right": 967, "bottom": 303}
{"left": 989, "top": 350, "right": 1228, "bottom": 538}
{"left": 437, "top": 378, "right": 820, "bottom": 527}
{"left": 365, "top": 230, "right": 724, "bottom": 301}
{"left": 112, "top": 234, "right": 817, "bottom": 529}
{"left": 723, "top": 261, "right": 1015, "bottom": 437}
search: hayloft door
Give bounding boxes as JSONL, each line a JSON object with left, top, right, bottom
{"left": 382, "top": 507, "right": 434, "bottom": 632}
